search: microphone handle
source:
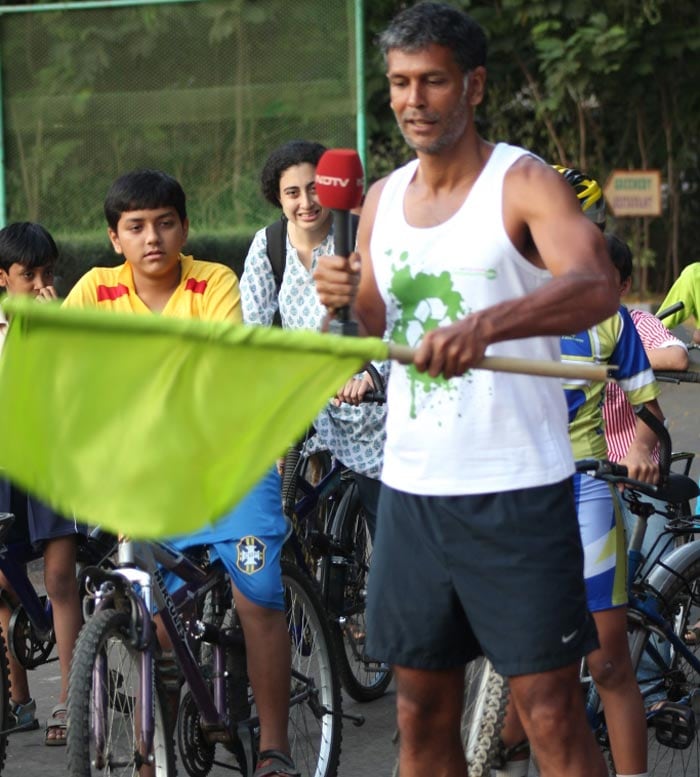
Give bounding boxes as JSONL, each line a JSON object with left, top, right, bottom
{"left": 331, "top": 208, "right": 357, "bottom": 333}
{"left": 333, "top": 208, "right": 354, "bottom": 257}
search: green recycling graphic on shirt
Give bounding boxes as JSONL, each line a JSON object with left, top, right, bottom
{"left": 386, "top": 249, "right": 498, "bottom": 418}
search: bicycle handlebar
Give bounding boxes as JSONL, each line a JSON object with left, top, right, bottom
{"left": 361, "top": 390, "right": 386, "bottom": 404}
{"left": 634, "top": 404, "right": 671, "bottom": 480}
{"left": 575, "top": 459, "right": 629, "bottom": 478}
{"left": 574, "top": 458, "right": 666, "bottom": 500}
{"left": 575, "top": 403, "right": 671, "bottom": 495}
{"left": 656, "top": 301, "right": 685, "bottom": 321}
{"left": 654, "top": 369, "right": 700, "bottom": 384}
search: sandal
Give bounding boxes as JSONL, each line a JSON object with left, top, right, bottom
{"left": 9, "top": 697, "right": 39, "bottom": 732}
{"left": 45, "top": 703, "right": 67, "bottom": 746}
{"left": 254, "top": 750, "right": 300, "bottom": 777}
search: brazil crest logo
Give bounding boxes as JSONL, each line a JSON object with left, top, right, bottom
{"left": 236, "top": 535, "right": 266, "bottom": 574}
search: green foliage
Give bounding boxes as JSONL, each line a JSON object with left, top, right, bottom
{"left": 364, "top": 0, "right": 700, "bottom": 290}
{"left": 1, "top": 0, "right": 356, "bottom": 233}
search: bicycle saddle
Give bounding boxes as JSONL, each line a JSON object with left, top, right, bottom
{"left": 647, "top": 472, "right": 700, "bottom": 504}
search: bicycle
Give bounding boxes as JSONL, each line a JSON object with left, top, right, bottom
{"left": 574, "top": 406, "right": 700, "bottom": 775}
{"left": 66, "top": 533, "right": 343, "bottom": 777}
{"left": 280, "top": 366, "right": 393, "bottom": 703}
{"left": 0, "top": 513, "right": 116, "bottom": 673}
{"left": 0, "top": 509, "right": 115, "bottom": 760}
{"left": 442, "top": 403, "right": 700, "bottom": 777}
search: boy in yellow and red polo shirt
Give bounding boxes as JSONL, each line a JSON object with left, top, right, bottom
{"left": 64, "top": 169, "right": 298, "bottom": 777}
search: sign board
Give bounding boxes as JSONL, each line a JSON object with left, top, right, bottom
{"left": 603, "top": 169, "right": 662, "bottom": 217}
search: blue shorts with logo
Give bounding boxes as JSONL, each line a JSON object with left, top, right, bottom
{"left": 161, "top": 467, "right": 287, "bottom": 610}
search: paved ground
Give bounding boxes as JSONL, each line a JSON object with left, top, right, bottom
{"left": 0, "top": 640, "right": 397, "bottom": 777}
{"left": 3, "top": 324, "right": 700, "bottom": 776}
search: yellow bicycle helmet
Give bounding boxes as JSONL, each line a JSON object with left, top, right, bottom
{"left": 553, "top": 164, "right": 606, "bottom": 229}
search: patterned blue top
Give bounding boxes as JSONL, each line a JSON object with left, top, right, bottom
{"left": 240, "top": 225, "right": 387, "bottom": 478}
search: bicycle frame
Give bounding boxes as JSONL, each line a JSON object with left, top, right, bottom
{"left": 0, "top": 515, "right": 118, "bottom": 657}
{"left": 282, "top": 451, "right": 350, "bottom": 582}
{"left": 0, "top": 543, "right": 53, "bottom": 639}
{"left": 87, "top": 537, "right": 241, "bottom": 760}
{"left": 584, "top": 499, "right": 700, "bottom": 741}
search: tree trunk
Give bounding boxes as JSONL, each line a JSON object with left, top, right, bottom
{"left": 635, "top": 106, "right": 650, "bottom": 298}
{"left": 513, "top": 51, "right": 568, "bottom": 164}
{"left": 660, "top": 84, "right": 679, "bottom": 287}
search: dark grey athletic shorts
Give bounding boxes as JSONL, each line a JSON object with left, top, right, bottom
{"left": 365, "top": 478, "right": 598, "bottom": 677}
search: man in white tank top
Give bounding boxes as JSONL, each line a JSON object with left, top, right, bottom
{"left": 315, "top": 4, "right": 618, "bottom": 776}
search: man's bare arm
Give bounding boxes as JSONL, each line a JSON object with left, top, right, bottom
{"left": 415, "top": 159, "right": 619, "bottom": 378}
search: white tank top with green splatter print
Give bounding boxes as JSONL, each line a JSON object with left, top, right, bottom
{"left": 371, "top": 142, "right": 574, "bottom": 495}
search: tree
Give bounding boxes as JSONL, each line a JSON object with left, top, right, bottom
{"left": 364, "top": 0, "right": 700, "bottom": 294}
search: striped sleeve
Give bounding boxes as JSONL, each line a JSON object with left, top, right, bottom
{"left": 610, "top": 307, "right": 659, "bottom": 405}
{"left": 631, "top": 308, "right": 688, "bottom": 351}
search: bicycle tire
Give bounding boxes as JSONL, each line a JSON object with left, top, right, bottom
{"left": 391, "top": 657, "right": 507, "bottom": 777}
{"left": 461, "top": 657, "right": 509, "bottom": 776}
{"left": 0, "top": 624, "right": 10, "bottom": 770}
{"left": 327, "top": 483, "right": 392, "bottom": 702}
{"left": 282, "top": 560, "right": 342, "bottom": 777}
{"left": 629, "top": 557, "right": 700, "bottom": 776}
{"left": 66, "top": 608, "right": 176, "bottom": 776}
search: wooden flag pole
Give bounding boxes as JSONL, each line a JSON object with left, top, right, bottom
{"left": 387, "top": 344, "right": 615, "bottom": 382}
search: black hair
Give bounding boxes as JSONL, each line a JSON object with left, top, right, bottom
{"left": 0, "top": 222, "right": 58, "bottom": 272}
{"left": 378, "top": 1, "right": 487, "bottom": 73}
{"left": 260, "top": 140, "right": 327, "bottom": 208}
{"left": 104, "top": 169, "right": 187, "bottom": 231}
{"left": 606, "top": 234, "right": 633, "bottom": 284}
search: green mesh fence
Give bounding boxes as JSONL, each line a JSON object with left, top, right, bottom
{"left": 0, "top": 0, "right": 359, "bottom": 237}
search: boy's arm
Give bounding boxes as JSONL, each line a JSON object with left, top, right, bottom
{"left": 632, "top": 310, "right": 689, "bottom": 371}
{"left": 658, "top": 263, "right": 700, "bottom": 329}
{"left": 620, "top": 397, "right": 663, "bottom": 484}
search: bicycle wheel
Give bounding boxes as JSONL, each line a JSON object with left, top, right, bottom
{"left": 328, "top": 483, "right": 392, "bottom": 702}
{"left": 630, "top": 558, "right": 700, "bottom": 776}
{"left": 67, "top": 608, "right": 176, "bottom": 776}
{"left": 391, "top": 657, "right": 507, "bottom": 777}
{"left": 461, "top": 657, "right": 509, "bottom": 776}
{"left": 282, "top": 560, "right": 342, "bottom": 777}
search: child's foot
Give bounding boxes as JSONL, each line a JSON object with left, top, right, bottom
{"left": 44, "top": 703, "right": 67, "bottom": 746}
{"left": 9, "top": 697, "right": 39, "bottom": 732}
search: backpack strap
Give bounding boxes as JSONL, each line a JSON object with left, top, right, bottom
{"left": 265, "top": 216, "right": 288, "bottom": 294}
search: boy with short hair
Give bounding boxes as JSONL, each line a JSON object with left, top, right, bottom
{"left": 64, "top": 168, "right": 241, "bottom": 318}
{"left": 64, "top": 169, "right": 298, "bottom": 777}
{"left": 0, "top": 221, "right": 84, "bottom": 745}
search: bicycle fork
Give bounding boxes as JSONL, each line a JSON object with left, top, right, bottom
{"left": 92, "top": 565, "right": 157, "bottom": 769}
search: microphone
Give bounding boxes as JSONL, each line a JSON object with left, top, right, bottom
{"left": 315, "top": 149, "right": 364, "bottom": 336}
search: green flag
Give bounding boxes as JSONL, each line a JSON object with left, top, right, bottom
{"left": 0, "top": 297, "right": 388, "bottom": 538}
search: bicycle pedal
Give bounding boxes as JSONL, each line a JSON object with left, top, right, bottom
{"left": 651, "top": 702, "right": 696, "bottom": 749}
